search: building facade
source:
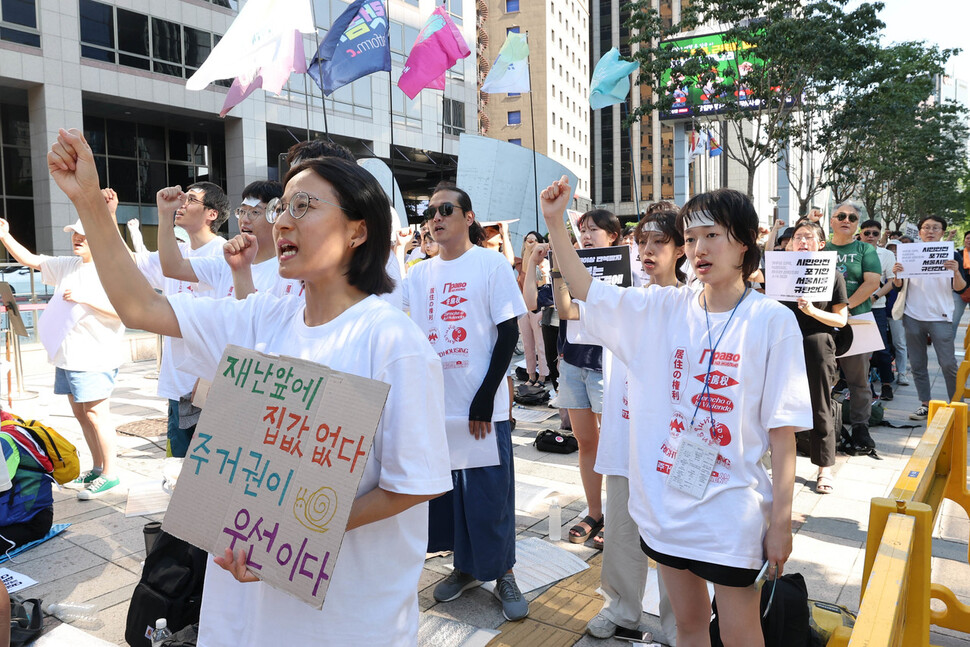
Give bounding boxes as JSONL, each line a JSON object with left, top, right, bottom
{"left": 0, "top": 0, "right": 480, "bottom": 257}
{"left": 479, "top": 0, "right": 591, "bottom": 203}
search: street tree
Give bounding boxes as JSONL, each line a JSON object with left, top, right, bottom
{"left": 626, "top": 0, "right": 884, "bottom": 200}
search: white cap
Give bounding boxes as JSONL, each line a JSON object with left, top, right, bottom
{"left": 63, "top": 219, "right": 85, "bottom": 236}
{"left": 156, "top": 618, "right": 168, "bottom": 629}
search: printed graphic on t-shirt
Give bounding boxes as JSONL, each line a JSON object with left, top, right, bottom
{"left": 660, "top": 346, "right": 742, "bottom": 487}
{"left": 670, "top": 347, "right": 688, "bottom": 403}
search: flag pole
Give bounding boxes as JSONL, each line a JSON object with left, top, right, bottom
{"left": 526, "top": 32, "right": 540, "bottom": 231}
{"left": 302, "top": 71, "right": 312, "bottom": 141}
{"left": 311, "top": 30, "right": 331, "bottom": 139}
{"left": 386, "top": 17, "right": 398, "bottom": 211}
{"left": 440, "top": 84, "right": 447, "bottom": 185}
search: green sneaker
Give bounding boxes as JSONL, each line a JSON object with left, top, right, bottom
{"left": 77, "top": 475, "right": 120, "bottom": 500}
{"left": 66, "top": 469, "right": 101, "bottom": 489}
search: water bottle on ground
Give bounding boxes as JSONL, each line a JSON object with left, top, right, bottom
{"left": 548, "top": 499, "right": 561, "bottom": 541}
{"left": 46, "top": 602, "right": 103, "bottom": 629}
{"left": 151, "top": 618, "right": 173, "bottom": 647}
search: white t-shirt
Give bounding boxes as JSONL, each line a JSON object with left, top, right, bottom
{"left": 167, "top": 292, "right": 452, "bottom": 647}
{"left": 134, "top": 238, "right": 225, "bottom": 399}
{"left": 905, "top": 273, "right": 955, "bottom": 322}
{"left": 189, "top": 255, "right": 281, "bottom": 298}
{"left": 580, "top": 280, "right": 812, "bottom": 570}
{"left": 872, "top": 246, "right": 895, "bottom": 309}
{"left": 402, "top": 245, "right": 526, "bottom": 423}
{"left": 38, "top": 256, "right": 125, "bottom": 372}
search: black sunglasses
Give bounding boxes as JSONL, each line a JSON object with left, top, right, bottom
{"left": 834, "top": 212, "right": 858, "bottom": 223}
{"left": 861, "top": 230, "right": 880, "bottom": 236}
{"left": 424, "top": 202, "right": 462, "bottom": 219}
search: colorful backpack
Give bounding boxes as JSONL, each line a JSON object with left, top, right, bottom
{"left": 0, "top": 415, "right": 80, "bottom": 485}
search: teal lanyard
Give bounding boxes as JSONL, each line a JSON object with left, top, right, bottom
{"left": 690, "top": 287, "right": 748, "bottom": 427}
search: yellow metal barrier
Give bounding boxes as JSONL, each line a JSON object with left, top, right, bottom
{"left": 833, "top": 401, "right": 970, "bottom": 646}
{"left": 956, "top": 360, "right": 970, "bottom": 400}
{"left": 849, "top": 512, "right": 916, "bottom": 647}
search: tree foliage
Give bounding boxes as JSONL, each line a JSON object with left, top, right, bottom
{"left": 625, "top": 0, "right": 885, "bottom": 199}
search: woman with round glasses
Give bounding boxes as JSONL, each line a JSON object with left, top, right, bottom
{"left": 46, "top": 128, "right": 452, "bottom": 647}
{"left": 780, "top": 221, "right": 848, "bottom": 494}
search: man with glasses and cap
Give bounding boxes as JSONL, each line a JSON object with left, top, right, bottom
{"left": 891, "top": 215, "right": 967, "bottom": 419}
{"left": 135, "top": 182, "right": 229, "bottom": 457}
{"left": 860, "top": 219, "right": 898, "bottom": 400}
{"left": 827, "top": 202, "right": 881, "bottom": 454}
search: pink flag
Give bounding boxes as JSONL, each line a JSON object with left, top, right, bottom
{"left": 220, "top": 28, "right": 306, "bottom": 117}
{"left": 397, "top": 7, "right": 470, "bottom": 100}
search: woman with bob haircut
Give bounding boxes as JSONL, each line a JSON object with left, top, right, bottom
{"left": 46, "top": 128, "right": 452, "bottom": 647}
{"left": 541, "top": 178, "right": 811, "bottom": 647}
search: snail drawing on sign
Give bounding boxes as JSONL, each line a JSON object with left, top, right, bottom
{"left": 293, "top": 486, "right": 338, "bottom": 533}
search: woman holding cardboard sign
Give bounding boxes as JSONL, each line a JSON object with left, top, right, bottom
{"left": 46, "top": 128, "right": 452, "bottom": 647}
{"left": 541, "top": 177, "right": 812, "bottom": 647}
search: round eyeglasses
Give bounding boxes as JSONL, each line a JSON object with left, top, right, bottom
{"left": 234, "top": 207, "right": 264, "bottom": 220}
{"left": 265, "top": 192, "right": 347, "bottom": 224}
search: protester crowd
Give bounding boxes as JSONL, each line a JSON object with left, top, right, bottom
{"left": 0, "top": 127, "right": 958, "bottom": 646}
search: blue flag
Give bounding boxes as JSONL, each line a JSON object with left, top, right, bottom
{"left": 589, "top": 48, "right": 638, "bottom": 109}
{"left": 308, "top": 0, "right": 390, "bottom": 96}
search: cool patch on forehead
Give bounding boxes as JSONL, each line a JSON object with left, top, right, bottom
{"left": 241, "top": 197, "right": 261, "bottom": 207}
{"left": 641, "top": 222, "right": 663, "bottom": 233}
{"left": 684, "top": 210, "right": 716, "bottom": 229}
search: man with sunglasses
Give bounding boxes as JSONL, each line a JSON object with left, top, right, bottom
{"left": 402, "top": 184, "right": 529, "bottom": 622}
{"left": 135, "top": 182, "right": 229, "bottom": 457}
{"left": 861, "top": 220, "right": 898, "bottom": 400}
{"left": 827, "top": 203, "right": 881, "bottom": 454}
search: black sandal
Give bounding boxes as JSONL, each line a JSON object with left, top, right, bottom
{"left": 568, "top": 514, "right": 604, "bottom": 544}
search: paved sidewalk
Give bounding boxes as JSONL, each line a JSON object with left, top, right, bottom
{"left": 4, "top": 337, "right": 970, "bottom": 645}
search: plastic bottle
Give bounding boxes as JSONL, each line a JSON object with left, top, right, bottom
{"left": 151, "top": 618, "right": 173, "bottom": 647}
{"left": 548, "top": 499, "right": 561, "bottom": 541}
{"left": 46, "top": 602, "right": 103, "bottom": 629}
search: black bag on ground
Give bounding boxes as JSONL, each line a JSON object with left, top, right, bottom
{"left": 514, "top": 384, "right": 549, "bottom": 406}
{"left": 710, "top": 572, "right": 811, "bottom": 647}
{"left": 126, "top": 529, "right": 207, "bottom": 647}
{"left": 534, "top": 429, "right": 578, "bottom": 453}
{"left": 9, "top": 597, "right": 43, "bottom": 647}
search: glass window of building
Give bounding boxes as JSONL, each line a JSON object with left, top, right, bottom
{"left": 506, "top": 0, "right": 519, "bottom": 12}
{"left": 79, "top": 2, "right": 220, "bottom": 82}
{"left": 0, "top": 97, "right": 35, "bottom": 254}
{"left": 443, "top": 98, "right": 465, "bottom": 135}
{"left": 508, "top": 111, "right": 521, "bottom": 125}
{"left": 509, "top": 138, "right": 522, "bottom": 145}
{"left": 1, "top": 0, "right": 39, "bottom": 46}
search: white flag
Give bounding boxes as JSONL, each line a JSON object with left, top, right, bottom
{"left": 186, "top": 0, "right": 315, "bottom": 92}
{"left": 481, "top": 33, "right": 531, "bottom": 94}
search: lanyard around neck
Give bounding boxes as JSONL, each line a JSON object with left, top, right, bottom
{"left": 690, "top": 287, "right": 748, "bottom": 427}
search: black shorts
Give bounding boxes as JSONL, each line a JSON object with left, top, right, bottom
{"left": 640, "top": 538, "right": 761, "bottom": 588}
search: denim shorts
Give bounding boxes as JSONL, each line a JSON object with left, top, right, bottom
{"left": 556, "top": 359, "right": 604, "bottom": 413}
{"left": 53, "top": 367, "right": 118, "bottom": 403}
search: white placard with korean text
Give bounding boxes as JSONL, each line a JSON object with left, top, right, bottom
{"left": 764, "top": 251, "right": 837, "bottom": 302}
{"left": 895, "top": 242, "right": 954, "bottom": 279}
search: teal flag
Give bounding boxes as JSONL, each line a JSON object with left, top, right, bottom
{"left": 589, "top": 48, "right": 638, "bottom": 109}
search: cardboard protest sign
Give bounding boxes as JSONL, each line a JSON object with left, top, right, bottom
{"left": 895, "top": 241, "right": 954, "bottom": 279}
{"left": 163, "top": 345, "right": 389, "bottom": 608}
{"left": 903, "top": 222, "right": 920, "bottom": 241}
{"left": 764, "top": 251, "right": 837, "bottom": 302}
{"left": 575, "top": 246, "right": 633, "bottom": 287}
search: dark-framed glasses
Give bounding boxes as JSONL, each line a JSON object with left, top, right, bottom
{"left": 184, "top": 194, "right": 207, "bottom": 207}
{"left": 266, "top": 192, "right": 347, "bottom": 224}
{"left": 424, "top": 202, "right": 462, "bottom": 219}
{"left": 834, "top": 212, "right": 858, "bottom": 223}
{"left": 861, "top": 229, "right": 880, "bottom": 237}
